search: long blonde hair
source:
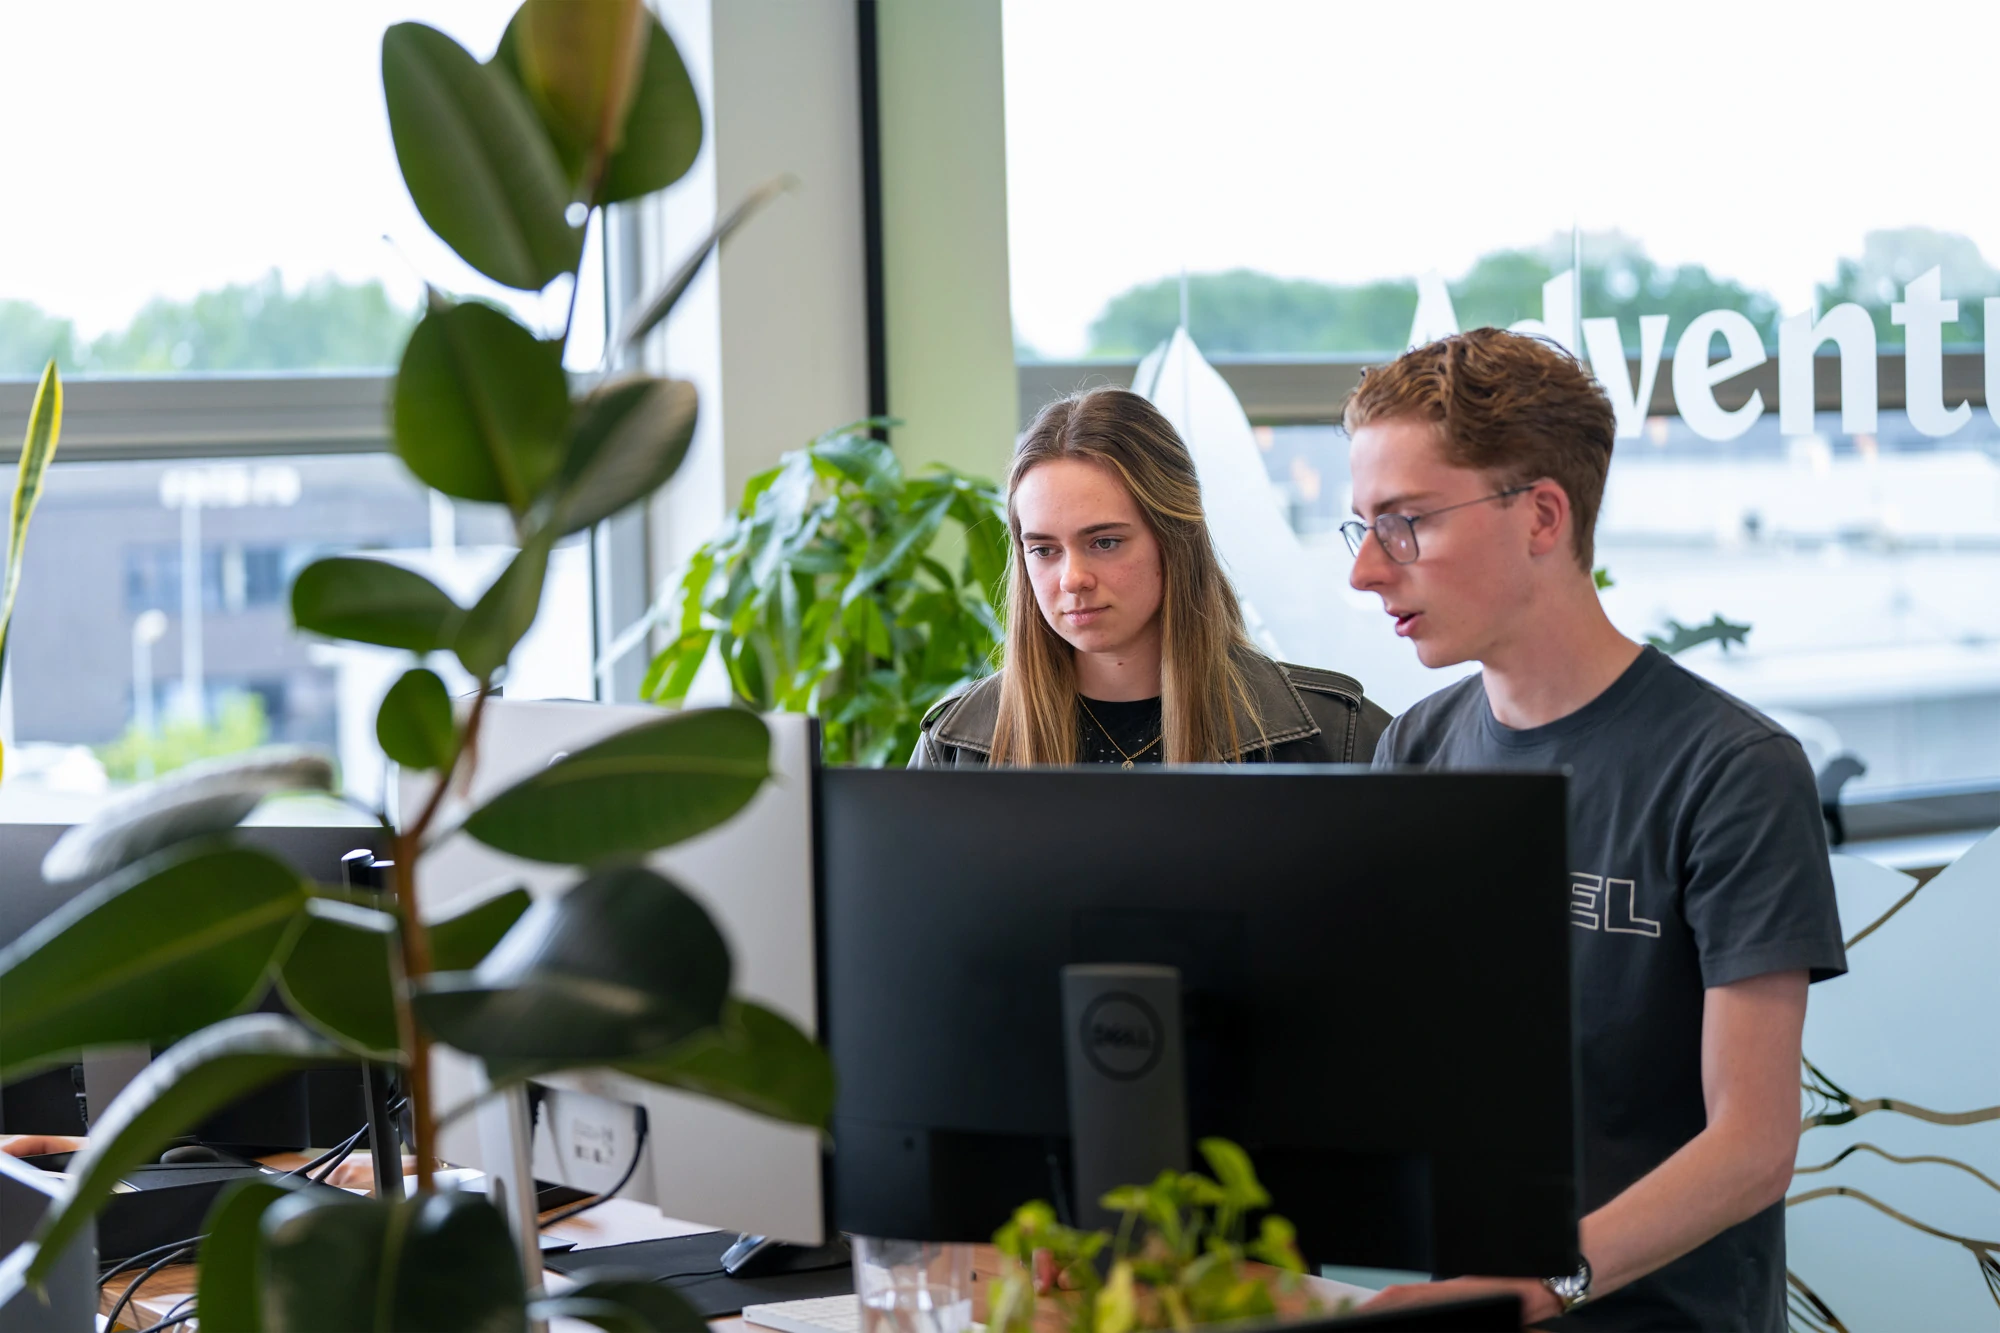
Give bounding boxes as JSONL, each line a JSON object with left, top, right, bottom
{"left": 990, "top": 387, "right": 1264, "bottom": 765}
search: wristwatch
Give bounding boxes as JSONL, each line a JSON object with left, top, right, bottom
{"left": 1542, "top": 1257, "right": 1592, "bottom": 1314}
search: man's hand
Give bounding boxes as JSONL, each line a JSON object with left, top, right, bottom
{"left": 1364, "top": 1276, "right": 1559, "bottom": 1327}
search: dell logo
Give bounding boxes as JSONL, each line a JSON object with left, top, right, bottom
{"left": 1079, "top": 992, "right": 1165, "bottom": 1081}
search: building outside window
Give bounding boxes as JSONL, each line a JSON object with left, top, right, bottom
{"left": 0, "top": 1, "right": 605, "bottom": 820}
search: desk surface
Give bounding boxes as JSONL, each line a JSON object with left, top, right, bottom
{"left": 57, "top": 1147, "right": 1372, "bottom": 1331}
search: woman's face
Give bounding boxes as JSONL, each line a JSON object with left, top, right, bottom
{"left": 1013, "top": 457, "right": 1165, "bottom": 660}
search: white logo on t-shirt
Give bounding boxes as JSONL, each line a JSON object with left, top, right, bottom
{"left": 1569, "top": 872, "right": 1662, "bottom": 937}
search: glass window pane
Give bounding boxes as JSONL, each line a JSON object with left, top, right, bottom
{"left": 1014, "top": 0, "right": 2000, "bottom": 797}
{"left": 0, "top": 2, "right": 605, "bottom": 380}
{"left": 2, "top": 453, "right": 592, "bottom": 823}
{"left": 1004, "top": 1, "right": 2000, "bottom": 361}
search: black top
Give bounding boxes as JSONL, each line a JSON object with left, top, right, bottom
{"left": 1378, "top": 646, "right": 1847, "bottom": 1333}
{"left": 1075, "top": 695, "right": 1164, "bottom": 765}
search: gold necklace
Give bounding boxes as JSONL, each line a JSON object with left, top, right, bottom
{"left": 1077, "top": 696, "right": 1163, "bottom": 770}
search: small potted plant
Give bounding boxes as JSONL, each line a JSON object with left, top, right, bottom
{"left": 987, "top": 1139, "right": 1346, "bottom": 1333}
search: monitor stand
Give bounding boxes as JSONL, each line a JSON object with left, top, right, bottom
{"left": 1060, "top": 964, "right": 1189, "bottom": 1230}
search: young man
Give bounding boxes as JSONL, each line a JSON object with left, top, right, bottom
{"left": 1343, "top": 329, "right": 1845, "bottom": 1331}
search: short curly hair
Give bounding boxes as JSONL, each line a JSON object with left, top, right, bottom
{"left": 1342, "top": 328, "right": 1615, "bottom": 568}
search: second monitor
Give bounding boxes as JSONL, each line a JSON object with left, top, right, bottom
{"left": 817, "top": 766, "right": 1578, "bottom": 1279}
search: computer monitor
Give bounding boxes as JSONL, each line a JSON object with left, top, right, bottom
{"left": 816, "top": 767, "right": 1579, "bottom": 1279}
{"left": 410, "top": 701, "right": 823, "bottom": 1248}
{"left": 0, "top": 820, "right": 389, "bottom": 1146}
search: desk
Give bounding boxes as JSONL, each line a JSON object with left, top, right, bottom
{"left": 80, "top": 1151, "right": 1374, "bottom": 1331}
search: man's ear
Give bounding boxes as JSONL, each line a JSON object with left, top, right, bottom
{"left": 1525, "top": 480, "right": 1570, "bottom": 559}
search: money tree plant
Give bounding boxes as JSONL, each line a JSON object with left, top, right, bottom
{"left": 0, "top": 4, "right": 830, "bottom": 1328}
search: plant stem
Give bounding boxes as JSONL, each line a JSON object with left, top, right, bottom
{"left": 392, "top": 680, "right": 496, "bottom": 1192}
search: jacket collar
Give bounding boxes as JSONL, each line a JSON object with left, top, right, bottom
{"left": 930, "top": 646, "right": 1319, "bottom": 758}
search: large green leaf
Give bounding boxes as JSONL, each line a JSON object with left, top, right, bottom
{"left": 377, "top": 666, "right": 458, "bottom": 771}
{"left": 278, "top": 899, "right": 404, "bottom": 1061}
{"left": 531, "top": 1275, "right": 706, "bottom": 1333}
{"left": 552, "top": 376, "right": 698, "bottom": 534}
{"left": 593, "top": 12, "right": 702, "bottom": 204}
{"left": 613, "top": 176, "right": 790, "bottom": 355}
{"left": 454, "top": 531, "right": 554, "bottom": 679}
{"left": 381, "top": 21, "right": 581, "bottom": 291}
{"left": 24, "top": 1015, "right": 344, "bottom": 1284}
{"left": 495, "top": 7, "right": 702, "bottom": 208}
{"left": 0, "top": 359, "right": 61, "bottom": 686}
{"left": 460, "top": 708, "right": 768, "bottom": 864}
{"left": 0, "top": 842, "right": 308, "bottom": 1079}
{"left": 40, "top": 746, "right": 335, "bottom": 887}
{"left": 414, "top": 865, "right": 729, "bottom": 1062}
{"left": 259, "top": 1189, "right": 530, "bottom": 1333}
{"left": 616, "top": 1000, "right": 834, "bottom": 1129}
{"left": 261, "top": 1190, "right": 391, "bottom": 1333}
{"left": 394, "top": 301, "right": 570, "bottom": 514}
{"left": 427, "top": 886, "right": 533, "bottom": 973}
{"left": 198, "top": 1176, "right": 311, "bottom": 1333}
{"left": 505, "top": 0, "right": 647, "bottom": 181}
{"left": 384, "top": 1189, "right": 530, "bottom": 1332}
{"left": 293, "top": 555, "right": 466, "bottom": 653}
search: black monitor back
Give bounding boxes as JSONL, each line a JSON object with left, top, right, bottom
{"left": 0, "top": 821, "right": 390, "bottom": 1147}
{"left": 817, "top": 768, "right": 1578, "bottom": 1277}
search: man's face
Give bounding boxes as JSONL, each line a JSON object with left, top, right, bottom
{"left": 1346, "top": 418, "right": 1537, "bottom": 669}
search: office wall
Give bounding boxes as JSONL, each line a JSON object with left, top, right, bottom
{"left": 643, "top": 0, "right": 874, "bottom": 589}
{"left": 873, "top": 0, "right": 1019, "bottom": 486}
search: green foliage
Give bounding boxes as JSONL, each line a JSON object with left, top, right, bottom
{"left": 25, "top": 1014, "right": 344, "bottom": 1284}
{"left": 0, "top": 272, "right": 416, "bottom": 377}
{"left": 1084, "top": 231, "right": 1794, "bottom": 357}
{"left": 381, "top": 21, "right": 581, "bottom": 291}
{"left": 643, "top": 425, "right": 1007, "bottom": 767}
{"left": 198, "top": 1176, "right": 310, "bottom": 1332}
{"left": 416, "top": 865, "right": 731, "bottom": 1062}
{"left": 260, "top": 1188, "right": 530, "bottom": 1332}
{"left": 377, "top": 666, "right": 457, "bottom": 770}
{"left": 427, "top": 887, "right": 534, "bottom": 973}
{"left": 0, "top": 361, "right": 60, "bottom": 688}
{"left": 462, "top": 708, "right": 772, "bottom": 863}
{"left": 988, "top": 1139, "right": 1331, "bottom": 1333}
{"left": 292, "top": 557, "right": 466, "bottom": 653}
{"left": 0, "top": 841, "right": 308, "bottom": 1078}
{"left": 94, "top": 690, "right": 273, "bottom": 783}
{"left": 1647, "top": 614, "right": 1752, "bottom": 656}
{"left": 392, "top": 299, "right": 571, "bottom": 512}
{"left": 0, "top": 5, "right": 831, "bottom": 1322}
{"left": 277, "top": 898, "right": 404, "bottom": 1060}
{"left": 1817, "top": 226, "right": 1997, "bottom": 347}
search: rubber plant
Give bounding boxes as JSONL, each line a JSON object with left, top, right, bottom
{"left": 643, "top": 426, "right": 1007, "bottom": 766}
{"left": 0, "top": 360, "right": 63, "bottom": 783}
{"left": 0, "top": 4, "right": 830, "bottom": 1329}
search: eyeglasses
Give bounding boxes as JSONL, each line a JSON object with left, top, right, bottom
{"left": 1339, "top": 484, "right": 1536, "bottom": 565}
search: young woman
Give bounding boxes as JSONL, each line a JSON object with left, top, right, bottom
{"left": 911, "top": 386, "right": 1389, "bottom": 767}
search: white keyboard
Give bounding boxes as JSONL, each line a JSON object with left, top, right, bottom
{"left": 742, "top": 1295, "right": 862, "bottom": 1333}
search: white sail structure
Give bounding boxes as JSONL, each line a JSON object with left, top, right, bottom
{"left": 1131, "top": 328, "right": 1471, "bottom": 710}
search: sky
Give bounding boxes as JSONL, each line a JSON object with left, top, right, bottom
{"left": 0, "top": 0, "right": 600, "bottom": 360}
{"left": 3, "top": 1, "right": 1995, "bottom": 362}
{"left": 1001, "top": 0, "right": 2000, "bottom": 356}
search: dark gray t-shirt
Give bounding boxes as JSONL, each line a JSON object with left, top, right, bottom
{"left": 1376, "top": 646, "right": 1846, "bottom": 1332}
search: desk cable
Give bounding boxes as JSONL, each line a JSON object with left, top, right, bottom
{"left": 538, "top": 1105, "right": 651, "bottom": 1228}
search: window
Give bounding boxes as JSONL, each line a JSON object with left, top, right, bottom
{"left": 2, "top": 446, "right": 592, "bottom": 822}
{"left": 0, "top": 2, "right": 604, "bottom": 380}
{"left": 1004, "top": 0, "right": 2000, "bottom": 801}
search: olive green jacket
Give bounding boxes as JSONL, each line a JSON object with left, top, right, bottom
{"left": 909, "top": 648, "right": 1392, "bottom": 768}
